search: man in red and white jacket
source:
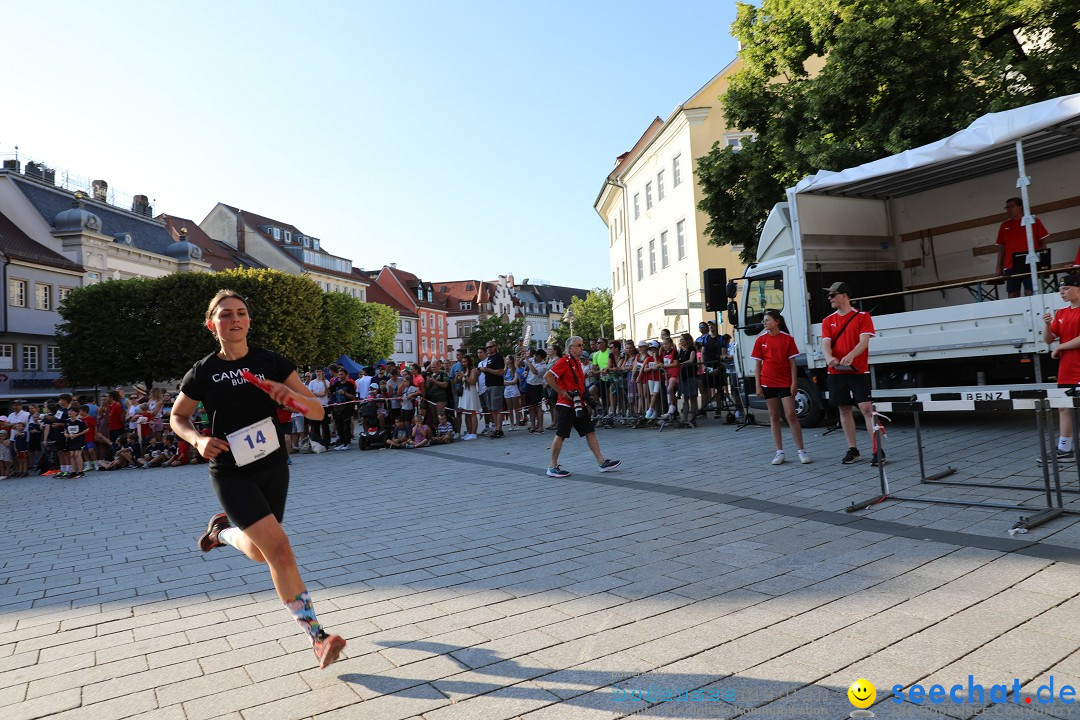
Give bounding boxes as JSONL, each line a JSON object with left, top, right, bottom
{"left": 821, "top": 282, "right": 878, "bottom": 467}
{"left": 543, "top": 336, "right": 620, "bottom": 479}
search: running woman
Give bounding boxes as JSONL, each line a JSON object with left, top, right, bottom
{"left": 170, "top": 290, "right": 346, "bottom": 669}
{"left": 752, "top": 309, "right": 811, "bottom": 465}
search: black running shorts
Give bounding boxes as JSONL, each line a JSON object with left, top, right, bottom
{"left": 827, "top": 374, "right": 872, "bottom": 406}
{"left": 210, "top": 461, "right": 289, "bottom": 530}
{"left": 555, "top": 405, "right": 594, "bottom": 439}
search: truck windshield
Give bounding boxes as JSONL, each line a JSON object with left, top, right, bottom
{"left": 744, "top": 275, "right": 784, "bottom": 334}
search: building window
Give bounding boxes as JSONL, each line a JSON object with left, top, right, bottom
{"left": 657, "top": 170, "right": 665, "bottom": 201}
{"left": 660, "top": 231, "right": 669, "bottom": 268}
{"left": 725, "top": 133, "right": 757, "bottom": 152}
{"left": 34, "top": 283, "right": 51, "bottom": 311}
{"left": 9, "top": 279, "right": 26, "bottom": 308}
{"left": 439, "top": 339, "right": 445, "bottom": 354}
{"left": 0, "top": 344, "right": 12, "bottom": 370}
{"left": 272, "top": 227, "right": 281, "bottom": 240}
{"left": 645, "top": 182, "right": 653, "bottom": 210}
{"left": 397, "top": 320, "right": 403, "bottom": 333}
{"left": 637, "top": 248, "right": 644, "bottom": 281}
{"left": 649, "top": 239, "right": 656, "bottom": 274}
{"left": 438, "top": 315, "right": 444, "bottom": 330}
{"left": 673, "top": 155, "right": 682, "bottom": 186}
{"left": 613, "top": 270, "right": 617, "bottom": 289}
{"left": 284, "top": 231, "right": 292, "bottom": 243}
{"left": 677, "top": 220, "right": 686, "bottom": 260}
{"left": 422, "top": 337, "right": 428, "bottom": 353}
{"left": 395, "top": 340, "right": 404, "bottom": 353}
{"left": 405, "top": 340, "right": 413, "bottom": 354}
{"left": 421, "top": 313, "right": 426, "bottom": 329}
{"left": 58, "top": 287, "right": 74, "bottom": 305}
{"left": 47, "top": 346, "right": 61, "bottom": 371}
{"left": 633, "top": 194, "right": 640, "bottom": 219}
{"left": 460, "top": 301, "right": 472, "bottom": 311}
{"left": 86, "top": 272, "right": 100, "bottom": 284}
{"left": 23, "top": 345, "right": 38, "bottom": 370}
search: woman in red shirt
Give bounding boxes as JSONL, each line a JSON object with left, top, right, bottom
{"left": 752, "top": 310, "right": 810, "bottom": 465}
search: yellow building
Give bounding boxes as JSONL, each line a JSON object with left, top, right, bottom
{"left": 595, "top": 58, "right": 748, "bottom": 341}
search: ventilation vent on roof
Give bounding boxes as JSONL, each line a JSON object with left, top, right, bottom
{"left": 440, "top": 286, "right": 448, "bottom": 293}
{"left": 465, "top": 284, "right": 473, "bottom": 291}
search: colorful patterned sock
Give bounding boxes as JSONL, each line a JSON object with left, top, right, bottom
{"left": 283, "top": 590, "right": 325, "bottom": 642}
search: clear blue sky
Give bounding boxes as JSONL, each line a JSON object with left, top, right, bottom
{"left": 3, "top": 1, "right": 740, "bottom": 290}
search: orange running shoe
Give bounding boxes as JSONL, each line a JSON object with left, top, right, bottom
{"left": 313, "top": 633, "right": 346, "bottom": 669}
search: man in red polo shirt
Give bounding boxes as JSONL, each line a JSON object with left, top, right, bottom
{"left": 543, "top": 335, "right": 620, "bottom": 478}
{"left": 821, "top": 282, "right": 878, "bottom": 466}
{"left": 997, "top": 196, "right": 1049, "bottom": 298}
{"left": 1044, "top": 274, "right": 1080, "bottom": 460}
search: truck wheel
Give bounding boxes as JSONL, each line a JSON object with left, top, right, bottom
{"left": 794, "top": 378, "right": 824, "bottom": 427}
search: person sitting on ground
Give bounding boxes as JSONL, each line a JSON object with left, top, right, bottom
{"left": 386, "top": 417, "right": 410, "bottom": 449}
{"left": 167, "top": 437, "right": 191, "bottom": 467}
{"left": 431, "top": 412, "right": 454, "bottom": 444}
{"left": 139, "top": 433, "right": 168, "bottom": 468}
{"left": 406, "top": 414, "right": 431, "bottom": 449}
{"left": 100, "top": 433, "right": 137, "bottom": 470}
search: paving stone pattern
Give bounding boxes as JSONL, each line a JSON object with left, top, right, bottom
{"left": 5, "top": 411, "right": 1080, "bottom": 719}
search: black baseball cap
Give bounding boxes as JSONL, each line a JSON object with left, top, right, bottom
{"left": 1062, "top": 275, "right": 1080, "bottom": 288}
{"left": 825, "top": 281, "right": 853, "bottom": 296}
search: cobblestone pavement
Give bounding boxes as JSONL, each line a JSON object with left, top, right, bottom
{"left": 5, "top": 410, "right": 1080, "bottom": 719}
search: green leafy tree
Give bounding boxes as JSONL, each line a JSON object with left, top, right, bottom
{"left": 465, "top": 316, "right": 527, "bottom": 356}
{"left": 316, "top": 292, "right": 366, "bottom": 366}
{"left": 57, "top": 269, "right": 324, "bottom": 388}
{"left": 353, "top": 301, "right": 398, "bottom": 365}
{"left": 697, "top": 0, "right": 1080, "bottom": 263}
{"left": 552, "top": 288, "right": 614, "bottom": 345}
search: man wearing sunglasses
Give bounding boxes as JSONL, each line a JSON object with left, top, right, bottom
{"left": 821, "top": 282, "right": 878, "bottom": 466}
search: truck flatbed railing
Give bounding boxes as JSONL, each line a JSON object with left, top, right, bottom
{"left": 855, "top": 263, "right": 1074, "bottom": 305}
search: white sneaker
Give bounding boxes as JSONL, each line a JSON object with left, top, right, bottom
{"left": 772, "top": 451, "right": 785, "bottom": 465}
{"left": 311, "top": 442, "right": 326, "bottom": 454}
{"left": 464, "top": 434, "right": 477, "bottom": 441}
{"left": 798, "top": 450, "right": 812, "bottom": 464}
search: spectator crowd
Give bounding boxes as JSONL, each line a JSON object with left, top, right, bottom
{"left": 0, "top": 321, "right": 736, "bottom": 478}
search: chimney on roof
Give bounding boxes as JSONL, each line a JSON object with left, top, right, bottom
{"left": 131, "top": 194, "right": 151, "bottom": 217}
{"left": 92, "top": 179, "right": 108, "bottom": 202}
{"left": 507, "top": 274, "right": 515, "bottom": 289}
{"left": 389, "top": 263, "right": 397, "bottom": 268}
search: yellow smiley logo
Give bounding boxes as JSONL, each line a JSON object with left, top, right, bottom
{"left": 848, "top": 678, "right": 876, "bottom": 708}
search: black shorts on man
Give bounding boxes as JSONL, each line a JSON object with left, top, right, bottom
{"left": 827, "top": 374, "right": 872, "bottom": 406}
{"left": 762, "top": 386, "right": 792, "bottom": 399}
{"left": 555, "top": 405, "right": 594, "bottom": 439}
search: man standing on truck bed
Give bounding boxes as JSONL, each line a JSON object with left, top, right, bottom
{"left": 821, "top": 282, "right": 879, "bottom": 466}
{"left": 1043, "top": 274, "right": 1080, "bottom": 461}
{"left": 997, "top": 196, "right": 1049, "bottom": 299}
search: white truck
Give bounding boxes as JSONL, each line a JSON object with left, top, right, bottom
{"left": 730, "top": 93, "right": 1080, "bottom": 426}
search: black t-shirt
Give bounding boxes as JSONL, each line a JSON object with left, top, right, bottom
{"left": 180, "top": 346, "right": 296, "bottom": 470}
{"left": 144, "top": 441, "right": 166, "bottom": 458}
{"left": 426, "top": 372, "right": 449, "bottom": 402}
{"left": 700, "top": 334, "right": 723, "bottom": 364}
{"left": 65, "top": 418, "right": 87, "bottom": 448}
{"left": 677, "top": 348, "right": 696, "bottom": 380}
{"left": 486, "top": 354, "right": 505, "bottom": 387}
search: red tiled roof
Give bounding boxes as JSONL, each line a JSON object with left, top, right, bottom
{"left": 159, "top": 215, "right": 264, "bottom": 272}
{"left": 365, "top": 282, "right": 416, "bottom": 317}
{"left": 381, "top": 266, "right": 447, "bottom": 311}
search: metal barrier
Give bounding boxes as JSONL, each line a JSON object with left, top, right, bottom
{"left": 846, "top": 390, "right": 1072, "bottom": 532}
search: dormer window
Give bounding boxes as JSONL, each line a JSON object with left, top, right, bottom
{"left": 313, "top": 239, "right": 321, "bottom": 250}
{"left": 284, "top": 231, "right": 292, "bottom": 243}
{"left": 417, "top": 286, "right": 423, "bottom": 300}
{"left": 426, "top": 290, "right": 433, "bottom": 302}
{"left": 302, "top": 236, "right": 311, "bottom": 247}
{"left": 272, "top": 227, "right": 281, "bottom": 240}
{"left": 460, "top": 301, "right": 472, "bottom": 311}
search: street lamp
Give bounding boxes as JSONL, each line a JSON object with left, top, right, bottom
{"left": 563, "top": 307, "right": 575, "bottom": 336}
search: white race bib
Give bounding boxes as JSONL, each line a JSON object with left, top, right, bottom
{"left": 225, "top": 417, "right": 280, "bottom": 467}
